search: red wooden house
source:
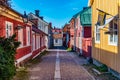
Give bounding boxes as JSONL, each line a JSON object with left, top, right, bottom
{"left": 68, "top": 18, "right": 75, "bottom": 49}
{"left": 0, "top": 5, "right": 32, "bottom": 66}
{"left": 63, "top": 24, "right": 70, "bottom": 47}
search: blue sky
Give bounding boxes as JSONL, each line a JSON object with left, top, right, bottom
{"left": 12, "top": 0, "right": 88, "bottom": 28}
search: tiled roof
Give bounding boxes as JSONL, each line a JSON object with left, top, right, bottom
{"left": 53, "top": 34, "right": 63, "bottom": 39}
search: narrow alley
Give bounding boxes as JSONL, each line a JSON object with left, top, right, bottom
{"left": 28, "top": 46, "right": 94, "bottom": 80}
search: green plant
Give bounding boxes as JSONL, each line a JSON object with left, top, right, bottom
{"left": 0, "top": 34, "right": 20, "bottom": 80}
{"left": 93, "top": 64, "right": 108, "bottom": 72}
{"left": 66, "top": 48, "right": 72, "bottom": 52}
{"left": 14, "top": 67, "right": 28, "bottom": 80}
{"left": 99, "top": 64, "right": 108, "bottom": 72}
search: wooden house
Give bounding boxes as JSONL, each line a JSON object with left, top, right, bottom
{"left": 89, "top": 0, "right": 120, "bottom": 77}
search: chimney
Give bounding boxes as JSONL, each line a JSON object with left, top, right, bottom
{"left": 35, "top": 10, "right": 40, "bottom": 17}
{"left": 83, "top": 7, "right": 88, "bottom": 10}
{"left": 40, "top": 16, "right": 43, "bottom": 20}
{"left": 49, "top": 22, "right": 52, "bottom": 27}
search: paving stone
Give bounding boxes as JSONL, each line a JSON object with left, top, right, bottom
{"left": 28, "top": 47, "right": 94, "bottom": 80}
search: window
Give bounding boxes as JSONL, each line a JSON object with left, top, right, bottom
{"left": 109, "top": 19, "right": 118, "bottom": 45}
{"left": 95, "top": 25, "right": 100, "bottom": 43}
{"left": 5, "top": 21, "right": 13, "bottom": 38}
{"left": 18, "top": 27, "right": 23, "bottom": 47}
{"left": 26, "top": 27, "right": 30, "bottom": 46}
{"left": 32, "top": 34, "right": 35, "bottom": 50}
{"left": 37, "top": 36, "right": 39, "bottom": 49}
{"left": 55, "top": 39, "right": 58, "bottom": 43}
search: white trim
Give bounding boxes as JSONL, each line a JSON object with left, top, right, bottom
{"left": 108, "top": 35, "right": 118, "bottom": 46}
{"left": 95, "top": 25, "right": 100, "bottom": 44}
{"left": 16, "top": 53, "right": 32, "bottom": 64}
{"left": 108, "top": 19, "right": 118, "bottom": 46}
{"left": 17, "top": 45, "right": 31, "bottom": 49}
{"left": 32, "top": 49, "right": 45, "bottom": 59}
{"left": 97, "top": 17, "right": 114, "bottom": 29}
{"left": 5, "top": 21, "right": 13, "bottom": 38}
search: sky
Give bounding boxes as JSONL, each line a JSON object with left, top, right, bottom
{"left": 12, "top": 0, "right": 88, "bottom": 28}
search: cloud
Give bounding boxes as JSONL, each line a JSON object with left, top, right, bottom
{"left": 72, "top": 7, "right": 78, "bottom": 11}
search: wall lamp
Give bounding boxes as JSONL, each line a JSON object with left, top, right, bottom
{"left": 15, "top": 11, "right": 28, "bottom": 30}
{"left": 22, "top": 11, "right": 28, "bottom": 23}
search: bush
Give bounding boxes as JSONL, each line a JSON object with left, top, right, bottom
{"left": 99, "top": 64, "right": 108, "bottom": 72}
{"left": 67, "top": 48, "right": 72, "bottom": 52}
{"left": 0, "top": 34, "right": 20, "bottom": 80}
{"left": 93, "top": 64, "right": 108, "bottom": 72}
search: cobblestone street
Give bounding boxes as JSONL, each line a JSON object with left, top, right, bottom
{"left": 28, "top": 47, "right": 95, "bottom": 80}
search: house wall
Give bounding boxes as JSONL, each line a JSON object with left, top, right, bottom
{"left": 69, "top": 18, "right": 75, "bottom": 48}
{"left": 0, "top": 9, "right": 32, "bottom": 65}
{"left": 28, "top": 13, "right": 49, "bottom": 49}
{"left": 54, "top": 39, "right": 63, "bottom": 46}
{"left": 31, "top": 31, "right": 46, "bottom": 58}
{"left": 84, "top": 27, "right": 91, "bottom": 38}
{"left": 90, "top": 0, "right": 120, "bottom": 73}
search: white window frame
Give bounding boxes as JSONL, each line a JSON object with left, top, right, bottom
{"left": 55, "top": 39, "right": 58, "bottom": 43}
{"left": 95, "top": 25, "right": 100, "bottom": 43}
{"left": 38, "top": 36, "right": 40, "bottom": 48}
{"left": 5, "top": 21, "right": 13, "bottom": 38}
{"left": 33, "top": 34, "right": 35, "bottom": 50}
{"left": 18, "top": 26, "right": 23, "bottom": 47}
{"left": 108, "top": 19, "right": 118, "bottom": 46}
{"left": 26, "top": 27, "right": 30, "bottom": 46}
{"left": 37, "top": 36, "right": 39, "bottom": 49}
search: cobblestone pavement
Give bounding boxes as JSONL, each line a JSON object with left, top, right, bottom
{"left": 28, "top": 46, "right": 95, "bottom": 80}
{"left": 28, "top": 51, "right": 56, "bottom": 80}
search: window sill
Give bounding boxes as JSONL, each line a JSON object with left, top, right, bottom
{"left": 95, "top": 41, "right": 100, "bottom": 44}
{"left": 108, "top": 43, "right": 118, "bottom": 46}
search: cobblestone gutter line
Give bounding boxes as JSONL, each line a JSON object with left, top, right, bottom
{"left": 54, "top": 49, "right": 61, "bottom": 80}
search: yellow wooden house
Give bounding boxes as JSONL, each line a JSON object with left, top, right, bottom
{"left": 89, "top": 0, "right": 120, "bottom": 77}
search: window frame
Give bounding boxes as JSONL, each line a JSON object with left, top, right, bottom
{"left": 5, "top": 21, "right": 13, "bottom": 38}
{"left": 26, "top": 26, "right": 30, "bottom": 46}
{"left": 108, "top": 19, "right": 118, "bottom": 46}
{"left": 95, "top": 25, "right": 100, "bottom": 43}
{"left": 18, "top": 25, "right": 23, "bottom": 47}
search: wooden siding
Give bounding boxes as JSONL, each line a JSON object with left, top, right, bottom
{"left": 91, "top": 0, "right": 120, "bottom": 73}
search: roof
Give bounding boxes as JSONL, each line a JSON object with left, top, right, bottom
{"left": 72, "top": 7, "right": 91, "bottom": 26}
{"left": 53, "top": 34, "right": 63, "bottom": 39}
{"left": 73, "top": 11, "right": 82, "bottom": 18}
{"left": 28, "top": 13, "right": 49, "bottom": 25}
{"left": 32, "top": 26, "right": 48, "bottom": 36}
{"left": 80, "top": 7, "right": 91, "bottom": 26}
{"left": 52, "top": 29, "right": 62, "bottom": 33}
{"left": 0, "top": 4, "right": 23, "bottom": 17}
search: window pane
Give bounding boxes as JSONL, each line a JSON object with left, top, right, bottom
{"left": 114, "top": 35, "right": 118, "bottom": 43}
{"left": 96, "top": 26, "right": 100, "bottom": 32}
{"left": 110, "top": 35, "right": 113, "bottom": 42}
{"left": 96, "top": 33, "right": 100, "bottom": 41}
{"left": 55, "top": 39, "right": 58, "bottom": 43}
